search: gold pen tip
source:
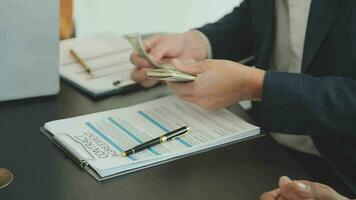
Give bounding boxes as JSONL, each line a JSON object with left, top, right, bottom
{"left": 120, "top": 152, "right": 127, "bottom": 157}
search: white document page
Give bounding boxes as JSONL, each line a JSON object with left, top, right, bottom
{"left": 60, "top": 33, "right": 135, "bottom": 95}
{"left": 44, "top": 95, "right": 260, "bottom": 178}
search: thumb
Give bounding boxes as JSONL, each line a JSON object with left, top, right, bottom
{"left": 144, "top": 35, "right": 161, "bottom": 50}
{"left": 172, "top": 59, "right": 205, "bottom": 75}
{"left": 281, "top": 180, "right": 346, "bottom": 200}
{"left": 148, "top": 42, "right": 170, "bottom": 63}
{"left": 279, "top": 176, "right": 293, "bottom": 188}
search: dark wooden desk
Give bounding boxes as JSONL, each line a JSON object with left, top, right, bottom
{"left": 0, "top": 82, "right": 310, "bottom": 200}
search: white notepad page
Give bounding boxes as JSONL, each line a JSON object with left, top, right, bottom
{"left": 44, "top": 96, "right": 260, "bottom": 178}
{"left": 60, "top": 33, "right": 135, "bottom": 95}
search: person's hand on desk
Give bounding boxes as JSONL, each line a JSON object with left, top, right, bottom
{"left": 130, "top": 31, "right": 209, "bottom": 88}
{"left": 260, "top": 176, "right": 351, "bottom": 200}
{"left": 166, "top": 59, "right": 265, "bottom": 110}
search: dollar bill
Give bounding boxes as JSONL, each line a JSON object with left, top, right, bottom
{"left": 146, "top": 68, "right": 196, "bottom": 82}
{"left": 125, "top": 33, "right": 160, "bottom": 68}
{"left": 125, "top": 33, "right": 196, "bottom": 82}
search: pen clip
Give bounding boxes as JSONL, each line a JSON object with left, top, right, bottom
{"left": 171, "top": 129, "right": 190, "bottom": 141}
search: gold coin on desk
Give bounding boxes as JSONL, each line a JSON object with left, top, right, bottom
{"left": 0, "top": 168, "right": 13, "bottom": 189}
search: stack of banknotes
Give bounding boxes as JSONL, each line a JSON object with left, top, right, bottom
{"left": 126, "top": 33, "right": 196, "bottom": 82}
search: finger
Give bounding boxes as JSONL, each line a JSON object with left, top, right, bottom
{"left": 166, "top": 81, "right": 195, "bottom": 97}
{"left": 296, "top": 181, "right": 348, "bottom": 200}
{"left": 158, "top": 58, "right": 173, "bottom": 65}
{"left": 131, "top": 67, "right": 148, "bottom": 83}
{"left": 279, "top": 176, "right": 293, "bottom": 188}
{"left": 281, "top": 180, "right": 345, "bottom": 200}
{"left": 281, "top": 181, "right": 313, "bottom": 200}
{"left": 260, "top": 189, "right": 281, "bottom": 200}
{"left": 140, "top": 79, "right": 159, "bottom": 88}
{"left": 143, "top": 35, "right": 161, "bottom": 50}
{"left": 176, "top": 95, "right": 196, "bottom": 103}
{"left": 148, "top": 42, "right": 171, "bottom": 62}
{"left": 277, "top": 195, "right": 287, "bottom": 200}
{"left": 172, "top": 58, "right": 205, "bottom": 75}
{"left": 130, "top": 52, "right": 152, "bottom": 68}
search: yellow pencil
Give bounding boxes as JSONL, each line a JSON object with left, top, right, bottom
{"left": 69, "top": 49, "right": 93, "bottom": 76}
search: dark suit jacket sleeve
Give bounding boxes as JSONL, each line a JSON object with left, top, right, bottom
{"left": 259, "top": 71, "right": 356, "bottom": 136}
{"left": 196, "top": 0, "right": 253, "bottom": 61}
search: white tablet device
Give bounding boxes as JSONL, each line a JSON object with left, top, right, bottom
{"left": 0, "top": 0, "right": 59, "bottom": 101}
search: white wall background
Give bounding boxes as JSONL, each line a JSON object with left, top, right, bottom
{"left": 74, "top": 0, "right": 243, "bottom": 37}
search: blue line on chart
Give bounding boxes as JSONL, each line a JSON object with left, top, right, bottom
{"left": 137, "top": 111, "right": 192, "bottom": 147}
{"left": 85, "top": 122, "right": 136, "bottom": 161}
{"left": 107, "top": 117, "right": 160, "bottom": 156}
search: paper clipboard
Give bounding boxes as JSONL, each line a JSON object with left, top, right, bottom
{"left": 40, "top": 126, "right": 264, "bottom": 181}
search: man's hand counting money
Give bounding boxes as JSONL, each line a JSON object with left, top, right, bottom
{"left": 167, "top": 59, "right": 266, "bottom": 110}
{"left": 130, "top": 31, "right": 209, "bottom": 88}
